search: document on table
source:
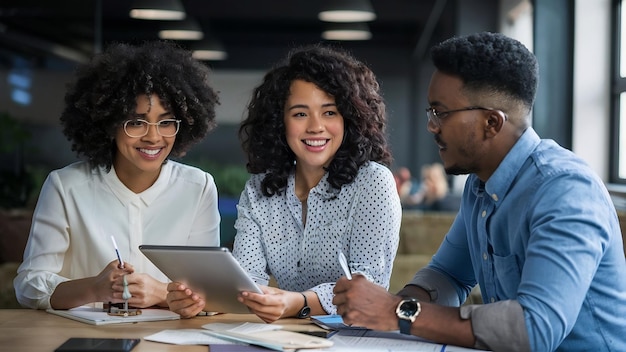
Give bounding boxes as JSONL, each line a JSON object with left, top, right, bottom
{"left": 144, "top": 321, "right": 485, "bottom": 352}
{"left": 202, "top": 322, "right": 333, "bottom": 351}
{"left": 319, "top": 330, "right": 487, "bottom": 352}
{"left": 143, "top": 329, "right": 240, "bottom": 345}
{"left": 143, "top": 323, "right": 279, "bottom": 346}
{"left": 309, "top": 315, "right": 486, "bottom": 352}
{"left": 46, "top": 306, "right": 180, "bottom": 325}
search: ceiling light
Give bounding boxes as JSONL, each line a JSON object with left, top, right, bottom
{"left": 158, "top": 18, "right": 204, "bottom": 40}
{"left": 318, "top": 0, "right": 377, "bottom": 22}
{"left": 322, "top": 23, "right": 372, "bottom": 41}
{"left": 129, "top": 0, "right": 186, "bottom": 20}
{"left": 190, "top": 38, "right": 228, "bottom": 61}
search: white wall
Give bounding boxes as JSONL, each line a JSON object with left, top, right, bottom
{"left": 572, "top": 0, "right": 611, "bottom": 181}
{"left": 499, "top": 0, "right": 612, "bottom": 181}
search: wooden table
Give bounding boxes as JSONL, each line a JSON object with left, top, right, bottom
{"left": 0, "top": 309, "right": 323, "bottom": 352}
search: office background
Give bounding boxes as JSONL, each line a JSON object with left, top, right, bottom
{"left": 0, "top": 0, "right": 616, "bottom": 200}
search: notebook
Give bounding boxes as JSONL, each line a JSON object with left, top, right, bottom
{"left": 139, "top": 245, "right": 262, "bottom": 314}
{"left": 46, "top": 306, "right": 180, "bottom": 325}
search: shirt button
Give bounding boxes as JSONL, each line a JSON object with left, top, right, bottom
{"left": 490, "top": 297, "right": 496, "bottom": 303}
{"left": 491, "top": 194, "right": 498, "bottom": 201}
{"left": 482, "top": 210, "right": 486, "bottom": 217}
{"left": 483, "top": 252, "right": 488, "bottom": 260}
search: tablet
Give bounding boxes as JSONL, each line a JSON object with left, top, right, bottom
{"left": 139, "top": 245, "right": 262, "bottom": 314}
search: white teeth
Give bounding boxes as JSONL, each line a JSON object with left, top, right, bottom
{"left": 139, "top": 148, "right": 160, "bottom": 155}
{"left": 304, "top": 139, "right": 327, "bottom": 147}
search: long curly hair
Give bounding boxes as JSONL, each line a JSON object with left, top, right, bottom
{"left": 60, "top": 40, "right": 219, "bottom": 170}
{"left": 239, "top": 44, "right": 392, "bottom": 197}
{"left": 430, "top": 31, "right": 538, "bottom": 111}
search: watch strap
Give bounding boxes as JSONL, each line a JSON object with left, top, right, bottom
{"left": 398, "top": 318, "right": 412, "bottom": 335}
{"left": 297, "top": 292, "right": 310, "bottom": 318}
{"left": 396, "top": 298, "right": 420, "bottom": 335}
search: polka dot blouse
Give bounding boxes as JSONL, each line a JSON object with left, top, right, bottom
{"left": 232, "top": 161, "right": 401, "bottom": 314}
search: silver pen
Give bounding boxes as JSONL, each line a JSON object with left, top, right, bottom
{"left": 338, "top": 250, "right": 352, "bottom": 280}
{"left": 110, "top": 235, "right": 125, "bottom": 269}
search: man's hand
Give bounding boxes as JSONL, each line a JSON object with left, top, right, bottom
{"left": 332, "top": 274, "right": 403, "bottom": 331}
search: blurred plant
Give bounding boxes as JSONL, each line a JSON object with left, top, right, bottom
{"left": 0, "top": 112, "right": 34, "bottom": 209}
{"left": 183, "top": 158, "right": 249, "bottom": 198}
{"left": 0, "top": 111, "right": 30, "bottom": 153}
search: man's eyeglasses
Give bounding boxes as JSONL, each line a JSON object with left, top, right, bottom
{"left": 122, "top": 119, "right": 181, "bottom": 138}
{"left": 425, "top": 106, "right": 505, "bottom": 128}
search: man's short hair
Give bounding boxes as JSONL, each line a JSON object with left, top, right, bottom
{"left": 430, "top": 31, "right": 538, "bottom": 110}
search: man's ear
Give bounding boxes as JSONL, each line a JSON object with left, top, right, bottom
{"left": 485, "top": 110, "right": 507, "bottom": 136}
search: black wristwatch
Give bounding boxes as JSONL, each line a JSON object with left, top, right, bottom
{"left": 297, "top": 292, "right": 311, "bottom": 318}
{"left": 396, "top": 298, "right": 421, "bottom": 334}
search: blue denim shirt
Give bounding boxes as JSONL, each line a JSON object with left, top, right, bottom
{"left": 428, "top": 128, "right": 626, "bottom": 351}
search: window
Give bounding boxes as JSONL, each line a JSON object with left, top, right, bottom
{"left": 612, "top": 0, "right": 626, "bottom": 182}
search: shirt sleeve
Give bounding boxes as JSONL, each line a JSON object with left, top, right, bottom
{"left": 13, "top": 173, "right": 70, "bottom": 309}
{"left": 460, "top": 301, "right": 530, "bottom": 351}
{"left": 515, "top": 172, "right": 615, "bottom": 351}
{"left": 232, "top": 180, "right": 270, "bottom": 286}
{"left": 416, "top": 207, "right": 477, "bottom": 304}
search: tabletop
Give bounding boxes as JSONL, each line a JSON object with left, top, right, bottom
{"left": 0, "top": 309, "right": 322, "bottom": 352}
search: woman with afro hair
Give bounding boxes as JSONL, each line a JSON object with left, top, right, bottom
{"left": 167, "top": 44, "right": 401, "bottom": 322}
{"left": 14, "top": 40, "right": 221, "bottom": 310}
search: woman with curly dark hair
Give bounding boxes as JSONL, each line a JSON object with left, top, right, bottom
{"left": 14, "top": 41, "right": 221, "bottom": 311}
{"left": 167, "top": 44, "right": 401, "bottom": 322}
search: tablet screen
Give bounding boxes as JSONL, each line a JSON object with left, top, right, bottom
{"left": 139, "top": 245, "right": 262, "bottom": 314}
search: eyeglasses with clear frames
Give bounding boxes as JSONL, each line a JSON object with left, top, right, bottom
{"left": 122, "top": 118, "right": 181, "bottom": 138}
{"left": 425, "top": 106, "right": 505, "bottom": 128}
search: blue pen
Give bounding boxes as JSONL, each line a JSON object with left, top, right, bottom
{"left": 110, "top": 235, "right": 125, "bottom": 269}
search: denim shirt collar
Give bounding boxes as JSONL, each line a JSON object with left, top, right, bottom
{"left": 471, "top": 127, "right": 541, "bottom": 206}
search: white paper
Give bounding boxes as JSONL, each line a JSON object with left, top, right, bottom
{"left": 313, "top": 331, "right": 487, "bottom": 352}
{"left": 202, "top": 322, "right": 282, "bottom": 333}
{"left": 143, "top": 329, "right": 238, "bottom": 345}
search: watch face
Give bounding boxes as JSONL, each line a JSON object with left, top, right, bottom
{"left": 299, "top": 306, "right": 311, "bottom": 318}
{"left": 399, "top": 300, "right": 418, "bottom": 318}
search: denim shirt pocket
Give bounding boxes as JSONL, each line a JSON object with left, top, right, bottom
{"left": 492, "top": 253, "right": 522, "bottom": 299}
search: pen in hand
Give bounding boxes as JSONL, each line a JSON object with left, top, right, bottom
{"left": 110, "top": 235, "right": 125, "bottom": 269}
{"left": 338, "top": 250, "right": 352, "bottom": 280}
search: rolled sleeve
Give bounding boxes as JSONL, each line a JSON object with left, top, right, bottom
{"left": 460, "top": 300, "right": 530, "bottom": 352}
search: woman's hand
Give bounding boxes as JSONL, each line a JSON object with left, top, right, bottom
{"left": 238, "top": 285, "right": 303, "bottom": 323}
{"left": 166, "top": 282, "right": 206, "bottom": 318}
{"left": 50, "top": 260, "right": 133, "bottom": 309}
{"left": 94, "top": 260, "right": 134, "bottom": 303}
{"left": 112, "top": 271, "right": 169, "bottom": 308}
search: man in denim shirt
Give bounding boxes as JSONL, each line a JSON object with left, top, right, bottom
{"left": 333, "top": 31, "right": 626, "bottom": 352}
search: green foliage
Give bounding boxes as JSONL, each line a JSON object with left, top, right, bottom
{"left": 184, "top": 159, "right": 249, "bottom": 198}
{"left": 0, "top": 111, "right": 30, "bottom": 153}
{"left": 0, "top": 111, "right": 36, "bottom": 209}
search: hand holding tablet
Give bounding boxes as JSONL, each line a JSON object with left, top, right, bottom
{"left": 139, "top": 245, "right": 262, "bottom": 314}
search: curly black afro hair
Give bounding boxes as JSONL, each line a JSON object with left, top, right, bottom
{"left": 430, "top": 32, "right": 538, "bottom": 110}
{"left": 239, "top": 44, "right": 392, "bottom": 197}
{"left": 60, "top": 40, "right": 219, "bottom": 170}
